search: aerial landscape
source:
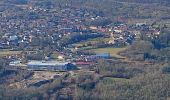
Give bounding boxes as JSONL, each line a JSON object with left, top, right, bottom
{"left": 0, "top": 0, "right": 170, "bottom": 100}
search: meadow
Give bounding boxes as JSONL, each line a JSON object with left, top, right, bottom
{"left": 89, "top": 47, "right": 127, "bottom": 58}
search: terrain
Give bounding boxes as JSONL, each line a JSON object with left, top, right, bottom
{"left": 0, "top": 0, "right": 170, "bottom": 100}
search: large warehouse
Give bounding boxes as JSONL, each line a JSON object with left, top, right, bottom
{"left": 27, "top": 60, "right": 77, "bottom": 71}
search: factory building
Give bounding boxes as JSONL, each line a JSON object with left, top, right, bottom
{"left": 27, "top": 60, "right": 77, "bottom": 71}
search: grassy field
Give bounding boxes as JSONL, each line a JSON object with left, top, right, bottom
{"left": 0, "top": 50, "right": 22, "bottom": 57}
{"left": 89, "top": 47, "right": 127, "bottom": 58}
{"left": 73, "top": 37, "right": 110, "bottom": 47}
{"left": 0, "top": 50, "right": 35, "bottom": 57}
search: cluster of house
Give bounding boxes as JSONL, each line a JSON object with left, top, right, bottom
{"left": 0, "top": 2, "right": 105, "bottom": 50}
{"left": 88, "top": 22, "right": 161, "bottom": 47}
{"left": 0, "top": 1, "right": 162, "bottom": 50}
{"left": 1, "top": 1, "right": 162, "bottom": 72}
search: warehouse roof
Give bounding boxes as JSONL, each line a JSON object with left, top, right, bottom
{"left": 27, "top": 60, "right": 70, "bottom": 66}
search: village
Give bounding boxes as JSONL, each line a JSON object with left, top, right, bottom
{"left": 1, "top": 0, "right": 170, "bottom": 99}
{"left": 0, "top": 0, "right": 162, "bottom": 89}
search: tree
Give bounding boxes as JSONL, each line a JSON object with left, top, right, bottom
{"left": 0, "top": 58, "right": 7, "bottom": 72}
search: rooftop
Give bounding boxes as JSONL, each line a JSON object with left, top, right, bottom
{"left": 27, "top": 60, "right": 70, "bottom": 66}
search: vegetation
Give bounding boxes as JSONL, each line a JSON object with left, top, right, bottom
{"left": 0, "top": 0, "right": 170, "bottom": 100}
{"left": 73, "top": 37, "right": 110, "bottom": 47}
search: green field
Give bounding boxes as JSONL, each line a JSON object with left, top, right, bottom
{"left": 73, "top": 37, "right": 110, "bottom": 47}
{"left": 89, "top": 47, "right": 127, "bottom": 58}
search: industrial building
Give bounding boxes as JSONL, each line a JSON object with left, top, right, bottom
{"left": 86, "top": 53, "right": 111, "bottom": 61}
{"left": 27, "top": 60, "right": 77, "bottom": 71}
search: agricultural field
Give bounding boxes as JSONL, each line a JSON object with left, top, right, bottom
{"left": 89, "top": 47, "right": 127, "bottom": 58}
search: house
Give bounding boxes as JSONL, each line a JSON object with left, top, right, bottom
{"left": 9, "top": 60, "right": 21, "bottom": 66}
{"left": 9, "top": 35, "right": 18, "bottom": 41}
{"left": 89, "top": 26, "right": 97, "bottom": 30}
{"left": 114, "top": 29, "right": 123, "bottom": 33}
{"left": 136, "top": 23, "right": 147, "bottom": 26}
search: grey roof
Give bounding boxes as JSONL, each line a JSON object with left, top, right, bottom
{"left": 27, "top": 60, "right": 69, "bottom": 66}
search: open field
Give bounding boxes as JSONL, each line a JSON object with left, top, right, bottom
{"left": 0, "top": 50, "right": 22, "bottom": 57}
{"left": 73, "top": 37, "right": 110, "bottom": 47}
{"left": 0, "top": 49, "right": 35, "bottom": 57}
{"left": 89, "top": 47, "right": 127, "bottom": 58}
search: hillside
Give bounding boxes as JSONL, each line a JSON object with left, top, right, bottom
{"left": 0, "top": 0, "right": 170, "bottom": 100}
